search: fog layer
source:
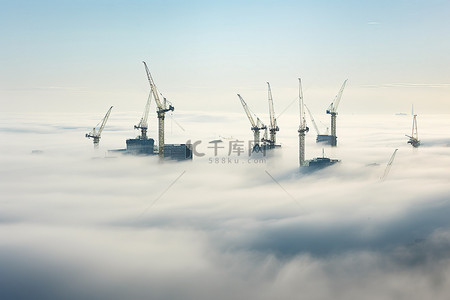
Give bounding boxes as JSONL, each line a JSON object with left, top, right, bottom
{"left": 1, "top": 112, "right": 449, "bottom": 299}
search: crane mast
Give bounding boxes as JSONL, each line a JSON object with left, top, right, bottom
{"left": 143, "top": 61, "right": 174, "bottom": 157}
{"left": 298, "top": 78, "right": 309, "bottom": 167}
{"left": 261, "top": 118, "right": 269, "bottom": 146}
{"left": 85, "top": 106, "right": 113, "bottom": 148}
{"left": 412, "top": 115, "right": 418, "bottom": 140}
{"left": 406, "top": 114, "right": 420, "bottom": 147}
{"left": 326, "top": 79, "right": 347, "bottom": 147}
{"left": 134, "top": 91, "right": 152, "bottom": 140}
{"left": 267, "top": 82, "right": 279, "bottom": 146}
{"left": 257, "top": 118, "right": 268, "bottom": 150}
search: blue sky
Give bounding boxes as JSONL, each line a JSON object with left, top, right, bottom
{"left": 1, "top": 0, "right": 449, "bottom": 114}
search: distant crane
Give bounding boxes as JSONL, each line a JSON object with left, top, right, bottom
{"left": 85, "top": 106, "right": 113, "bottom": 148}
{"left": 380, "top": 149, "right": 398, "bottom": 182}
{"left": 406, "top": 114, "right": 420, "bottom": 147}
{"left": 143, "top": 61, "right": 174, "bottom": 157}
{"left": 326, "top": 79, "right": 347, "bottom": 146}
{"left": 298, "top": 78, "right": 309, "bottom": 167}
{"left": 237, "top": 94, "right": 267, "bottom": 152}
{"left": 267, "top": 82, "right": 279, "bottom": 147}
{"left": 134, "top": 92, "right": 152, "bottom": 140}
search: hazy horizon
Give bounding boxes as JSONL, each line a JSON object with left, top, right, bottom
{"left": 1, "top": 0, "right": 449, "bottom": 114}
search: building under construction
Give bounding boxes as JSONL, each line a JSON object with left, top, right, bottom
{"left": 298, "top": 78, "right": 340, "bottom": 171}
{"left": 112, "top": 139, "right": 192, "bottom": 160}
{"left": 304, "top": 80, "right": 347, "bottom": 146}
{"left": 120, "top": 89, "right": 157, "bottom": 155}
{"left": 109, "top": 62, "right": 192, "bottom": 160}
{"left": 307, "top": 156, "right": 340, "bottom": 170}
{"left": 237, "top": 82, "right": 281, "bottom": 152}
{"left": 164, "top": 144, "right": 193, "bottom": 161}
{"left": 125, "top": 138, "right": 155, "bottom": 155}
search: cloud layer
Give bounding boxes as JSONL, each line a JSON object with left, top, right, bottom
{"left": 1, "top": 111, "right": 450, "bottom": 299}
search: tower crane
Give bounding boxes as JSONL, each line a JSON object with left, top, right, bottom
{"left": 134, "top": 91, "right": 152, "bottom": 140}
{"left": 326, "top": 79, "right": 347, "bottom": 147}
{"left": 298, "top": 79, "right": 340, "bottom": 171}
{"left": 85, "top": 106, "right": 113, "bottom": 148}
{"left": 237, "top": 94, "right": 267, "bottom": 152}
{"left": 406, "top": 114, "right": 420, "bottom": 147}
{"left": 267, "top": 82, "right": 279, "bottom": 147}
{"left": 142, "top": 61, "right": 174, "bottom": 157}
{"left": 298, "top": 78, "right": 309, "bottom": 167}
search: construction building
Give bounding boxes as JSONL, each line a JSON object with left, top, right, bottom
{"left": 108, "top": 62, "right": 192, "bottom": 161}
{"left": 298, "top": 78, "right": 340, "bottom": 171}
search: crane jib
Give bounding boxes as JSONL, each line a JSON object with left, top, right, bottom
{"left": 267, "top": 82, "right": 277, "bottom": 129}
